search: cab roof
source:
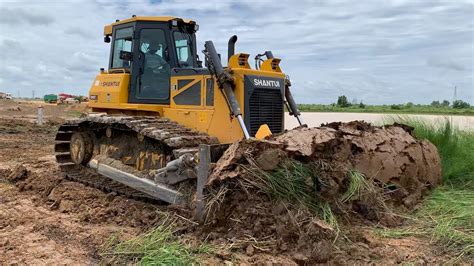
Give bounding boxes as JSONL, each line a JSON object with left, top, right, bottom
{"left": 104, "top": 16, "right": 194, "bottom": 36}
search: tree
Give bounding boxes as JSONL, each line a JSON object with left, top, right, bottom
{"left": 359, "top": 101, "right": 366, "bottom": 108}
{"left": 390, "top": 104, "right": 402, "bottom": 110}
{"left": 441, "top": 100, "right": 450, "bottom": 107}
{"left": 430, "top": 100, "right": 440, "bottom": 107}
{"left": 337, "top": 95, "right": 350, "bottom": 107}
{"left": 405, "top": 102, "right": 414, "bottom": 108}
{"left": 452, "top": 100, "right": 470, "bottom": 109}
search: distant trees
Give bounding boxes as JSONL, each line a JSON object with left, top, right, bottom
{"left": 332, "top": 96, "right": 470, "bottom": 109}
{"left": 337, "top": 95, "right": 350, "bottom": 107}
{"left": 452, "top": 100, "right": 470, "bottom": 109}
{"left": 430, "top": 100, "right": 441, "bottom": 107}
{"left": 431, "top": 99, "right": 469, "bottom": 109}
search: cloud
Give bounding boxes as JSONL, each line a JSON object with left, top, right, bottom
{"left": 0, "top": 7, "right": 54, "bottom": 25}
{"left": 0, "top": 39, "right": 24, "bottom": 58}
{"left": 0, "top": 39, "right": 22, "bottom": 49}
{"left": 426, "top": 57, "right": 466, "bottom": 72}
{"left": 65, "top": 26, "right": 95, "bottom": 39}
{"left": 0, "top": 0, "right": 472, "bottom": 104}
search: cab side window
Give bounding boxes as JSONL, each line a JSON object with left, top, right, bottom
{"left": 112, "top": 27, "right": 133, "bottom": 68}
{"left": 173, "top": 31, "right": 193, "bottom": 68}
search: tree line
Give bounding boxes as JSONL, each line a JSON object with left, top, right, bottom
{"left": 336, "top": 95, "right": 471, "bottom": 109}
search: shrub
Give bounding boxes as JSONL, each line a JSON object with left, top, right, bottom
{"left": 452, "top": 100, "right": 470, "bottom": 109}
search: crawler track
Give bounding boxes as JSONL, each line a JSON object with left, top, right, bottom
{"left": 54, "top": 114, "right": 219, "bottom": 201}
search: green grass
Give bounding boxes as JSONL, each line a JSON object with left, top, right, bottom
{"left": 422, "top": 185, "right": 474, "bottom": 254}
{"left": 341, "top": 170, "right": 367, "bottom": 203}
{"left": 102, "top": 219, "right": 212, "bottom": 264}
{"left": 378, "top": 184, "right": 474, "bottom": 259}
{"left": 298, "top": 104, "right": 474, "bottom": 116}
{"left": 378, "top": 118, "right": 474, "bottom": 259}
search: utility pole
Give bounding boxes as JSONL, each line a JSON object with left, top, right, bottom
{"left": 32, "top": 90, "right": 35, "bottom": 99}
{"left": 453, "top": 86, "right": 457, "bottom": 104}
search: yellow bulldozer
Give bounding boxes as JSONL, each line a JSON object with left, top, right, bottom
{"left": 54, "top": 16, "right": 304, "bottom": 218}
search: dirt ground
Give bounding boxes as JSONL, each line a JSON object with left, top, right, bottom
{"left": 0, "top": 100, "right": 458, "bottom": 264}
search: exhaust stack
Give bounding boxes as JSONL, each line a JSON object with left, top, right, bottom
{"left": 227, "top": 35, "right": 238, "bottom": 62}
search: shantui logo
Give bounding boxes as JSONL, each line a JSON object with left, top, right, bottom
{"left": 101, "top": 81, "right": 120, "bottom": 87}
{"left": 253, "top": 78, "right": 281, "bottom": 88}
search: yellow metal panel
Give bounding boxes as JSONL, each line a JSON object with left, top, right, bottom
{"left": 104, "top": 24, "right": 112, "bottom": 36}
{"left": 88, "top": 73, "right": 130, "bottom": 104}
{"left": 104, "top": 17, "right": 195, "bottom": 35}
{"left": 261, "top": 58, "right": 282, "bottom": 73}
{"left": 88, "top": 72, "right": 167, "bottom": 114}
{"left": 169, "top": 75, "right": 206, "bottom": 109}
{"left": 228, "top": 53, "right": 250, "bottom": 69}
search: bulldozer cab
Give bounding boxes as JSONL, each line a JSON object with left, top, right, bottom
{"left": 105, "top": 17, "right": 200, "bottom": 104}
{"left": 91, "top": 16, "right": 304, "bottom": 143}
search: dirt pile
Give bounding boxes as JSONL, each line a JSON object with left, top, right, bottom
{"left": 209, "top": 121, "right": 441, "bottom": 207}
{"left": 200, "top": 121, "right": 442, "bottom": 263}
{"left": 5, "top": 163, "right": 171, "bottom": 228}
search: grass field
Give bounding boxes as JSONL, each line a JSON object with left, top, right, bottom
{"left": 298, "top": 104, "right": 474, "bottom": 116}
{"left": 379, "top": 117, "right": 474, "bottom": 260}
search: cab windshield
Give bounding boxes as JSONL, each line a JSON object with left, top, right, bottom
{"left": 173, "top": 31, "right": 194, "bottom": 68}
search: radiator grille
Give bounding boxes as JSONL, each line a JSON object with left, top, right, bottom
{"left": 248, "top": 88, "right": 284, "bottom": 136}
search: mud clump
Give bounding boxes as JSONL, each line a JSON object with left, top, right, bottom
{"left": 6, "top": 106, "right": 22, "bottom": 112}
{"left": 5, "top": 165, "right": 29, "bottom": 183}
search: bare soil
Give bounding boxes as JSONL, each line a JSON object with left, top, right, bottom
{"left": 0, "top": 100, "right": 458, "bottom": 264}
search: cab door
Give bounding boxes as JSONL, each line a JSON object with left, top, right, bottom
{"left": 128, "top": 25, "right": 172, "bottom": 104}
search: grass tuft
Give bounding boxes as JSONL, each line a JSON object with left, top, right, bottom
{"left": 342, "top": 170, "right": 366, "bottom": 203}
{"left": 241, "top": 158, "right": 340, "bottom": 232}
{"left": 102, "top": 217, "right": 212, "bottom": 264}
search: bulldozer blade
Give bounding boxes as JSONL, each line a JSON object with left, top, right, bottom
{"left": 88, "top": 159, "right": 185, "bottom": 205}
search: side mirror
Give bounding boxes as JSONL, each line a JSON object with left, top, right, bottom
{"left": 104, "top": 35, "right": 111, "bottom": 43}
{"left": 119, "top": 50, "right": 133, "bottom": 61}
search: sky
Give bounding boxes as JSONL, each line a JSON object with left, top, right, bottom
{"left": 0, "top": 0, "right": 473, "bottom": 104}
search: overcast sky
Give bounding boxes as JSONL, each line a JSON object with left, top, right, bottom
{"left": 0, "top": 0, "right": 473, "bottom": 104}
